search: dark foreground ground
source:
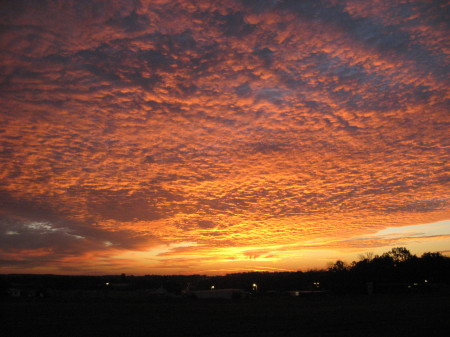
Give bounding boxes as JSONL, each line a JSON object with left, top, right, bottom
{"left": 2, "top": 293, "right": 450, "bottom": 337}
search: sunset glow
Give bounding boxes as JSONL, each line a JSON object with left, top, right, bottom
{"left": 1, "top": 0, "right": 449, "bottom": 275}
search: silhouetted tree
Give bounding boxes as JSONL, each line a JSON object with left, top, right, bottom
{"left": 328, "top": 260, "right": 347, "bottom": 272}
{"left": 357, "top": 252, "right": 375, "bottom": 262}
{"left": 419, "top": 251, "right": 450, "bottom": 283}
{"left": 421, "top": 252, "right": 445, "bottom": 260}
{"left": 383, "top": 247, "right": 414, "bottom": 263}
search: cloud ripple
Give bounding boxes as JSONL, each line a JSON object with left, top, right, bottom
{"left": 0, "top": 0, "right": 449, "bottom": 274}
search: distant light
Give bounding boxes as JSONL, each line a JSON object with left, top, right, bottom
{"left": 105, "top": 282, "right": 110, "bottom": 286}
{"left": 211, "top": 285, "right": 215, "bottom": 290}
{"left": 424, "top": 280, "right": 428, "bottom": 283}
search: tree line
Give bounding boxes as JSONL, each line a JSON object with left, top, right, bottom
{"left": 1, "top": 248, "right": 449, "bottom": 296}
{"left": 326, "top": 247, "right": 450, "bottom": 293}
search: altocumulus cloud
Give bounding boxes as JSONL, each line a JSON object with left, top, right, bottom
{"left": 0, "top": 0, "right": 449, "bottom": 274}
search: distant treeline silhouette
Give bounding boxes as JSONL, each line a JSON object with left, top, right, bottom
{"left": 1, "top": 248, "right": 449, "bottom": 296}
{"left": 326, "top": 248, "right": 450, "bottom": 293}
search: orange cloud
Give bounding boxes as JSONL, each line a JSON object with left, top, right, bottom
{"left": 0, "top": 0, "right": 449, "bottom": 275}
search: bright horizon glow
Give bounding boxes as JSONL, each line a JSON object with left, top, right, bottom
{"left": 0, "top": 0, "right": 449, "bottom": 276}
{"left": 4, "top": 221, "right": 447, "bottom": 276}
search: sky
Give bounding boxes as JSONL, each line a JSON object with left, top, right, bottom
{"left": 0, "top": 0, "right": 449, "bottom": 276}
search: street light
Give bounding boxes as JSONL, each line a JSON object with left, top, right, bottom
{"left": 252, "top": 283, "right": 258, "bottom": 292}
{"left": 211, "top": 285, "right": 215, "bottom": 290}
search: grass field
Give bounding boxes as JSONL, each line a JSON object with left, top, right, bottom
{"left": 2, "top": 293, "right": 449, "bottom": 336}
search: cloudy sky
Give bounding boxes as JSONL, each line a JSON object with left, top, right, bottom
{"left": 1, "top": 0, "right": 449, "bottom": 275}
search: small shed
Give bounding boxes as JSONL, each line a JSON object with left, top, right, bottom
{"left": 8, "top": 286, "right": 45, "bottom": 298}
{"left": 191, "top": 289, "right": 247, "bottom": 300}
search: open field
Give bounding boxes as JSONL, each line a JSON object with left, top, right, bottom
{"left": 2, "top": 293, "right": 449, "bottom": 337}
